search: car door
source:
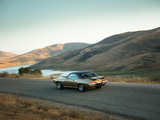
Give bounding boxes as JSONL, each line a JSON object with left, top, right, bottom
{"left": 66, "top": 74, "right": 78, "bottom": 87}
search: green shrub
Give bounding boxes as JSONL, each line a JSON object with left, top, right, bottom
{"left": 18, "top": 67, "right": 31, "bottom": 75}
{"left": 18, "top": 67, "right": 42, "bottom": 75}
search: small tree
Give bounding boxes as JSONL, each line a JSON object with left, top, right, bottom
{"left": 34, "top": 68, "right": 42, "bottom": 75}
{"left": 18, "top": 67, "right": 25, "bottom": 75}
{"left": 24, "top": 67, "right": 31, "bottom": 74}
{"left": 18, "top": 67, "right": 31, "bottom": 75}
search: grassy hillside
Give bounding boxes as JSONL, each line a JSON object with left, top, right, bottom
{"left": 0, "top": 51, "right": 17, "bottom": 60}
{"left": 31, "top": 27, "right": 160, "bottom": 74}
{"left": 0, "top": 43, "right": 90, "bottom": 68}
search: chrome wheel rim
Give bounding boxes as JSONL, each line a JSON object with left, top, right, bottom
{"left": 79, "top": 85, "right": 83, "bottom": 92}
{"left": 57, "top": 82, "right": 61, "bottom": 89}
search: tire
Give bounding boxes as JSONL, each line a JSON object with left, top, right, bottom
{"left": 78, "top": 84, "right": 86, "bottom": 92}
{"left": 56, "top": 82, "right": 63, "bottom": 90}
{"left": 95, "top": 86, "right": 102, "bottom": 89}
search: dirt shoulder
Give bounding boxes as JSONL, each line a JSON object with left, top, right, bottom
{"left": 0, "top": 93, "right": 133, "bottom": 120}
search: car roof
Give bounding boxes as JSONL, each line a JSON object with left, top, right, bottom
{"left": 70, "top": 71, "right": 92, "bottom": 74}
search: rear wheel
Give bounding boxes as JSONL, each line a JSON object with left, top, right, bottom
{"left": 78, "top": 84, "right": 86, "bottom": 92}
{"left": 56, "top": 82, "right": 63, "bottom": 90}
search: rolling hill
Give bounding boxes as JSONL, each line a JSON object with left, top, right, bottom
{"left": 0, "top": 43, "right": 90, "bottom": 68}
{"left": 31, "top": 27, "right": 160, "bottom": 72}
{"left": 0, "top": 51, "right": 17, "bottom": 60}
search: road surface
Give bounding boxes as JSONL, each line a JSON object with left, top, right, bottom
{"left": 0, "top": 77, "right": 160, "bottom": 120}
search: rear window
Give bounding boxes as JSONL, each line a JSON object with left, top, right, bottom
{"left": 81, "top": 72, "right": 97, "bottom": 78}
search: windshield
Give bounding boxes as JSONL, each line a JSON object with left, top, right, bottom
{"left": 81, "top": 72, "right": 97, "bottom": 78}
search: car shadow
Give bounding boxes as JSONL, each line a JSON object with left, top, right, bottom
{"left": 52, "top": 85, "right": 105, "bottom": 93}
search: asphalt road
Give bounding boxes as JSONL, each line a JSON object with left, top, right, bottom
{"left": 0, "top": 78, "right": 160, "bottom": 120}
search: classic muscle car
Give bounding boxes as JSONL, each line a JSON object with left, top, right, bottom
{"left": 53, "top": 71, "right": 108, "bottom": 92}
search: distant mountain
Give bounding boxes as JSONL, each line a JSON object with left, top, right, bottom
{"left": 0, "top": 43, "right": 90, "bottom": 68}
{"left": 31, "top": 27, "right": 160, "bottom": 71}
{"left": 0, "top": 51, "right": 17, "bottom": 60}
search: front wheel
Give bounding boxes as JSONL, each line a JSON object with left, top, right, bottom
{"left": 78, "top": 84, "right": 86, "bottom": 92}
{"left": 56, "top": 82, "right": 63, "bottom": 90}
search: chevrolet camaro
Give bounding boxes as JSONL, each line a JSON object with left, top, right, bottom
{"left": 53, "top": 71, "right": 108, "bottom": 92}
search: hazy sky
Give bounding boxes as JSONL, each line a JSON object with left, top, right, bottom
{"left": 0, "top": 0, "right": 160, "bottom": 54}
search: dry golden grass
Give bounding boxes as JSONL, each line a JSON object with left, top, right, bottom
{"left": 0, "top": 72, "right": 51, "bottom": 80}
{"left": 0, "top": 93, "right": 126, "bottom": 120}
{"left": 106, "top": 76, "right": 160, "bottom": 84}
{"left": 17, "top": 74, "right": 50, "bottom": 80}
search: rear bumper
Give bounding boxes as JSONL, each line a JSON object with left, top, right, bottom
{"left": 85, "top": 80, "right": 108, "bottom": 88}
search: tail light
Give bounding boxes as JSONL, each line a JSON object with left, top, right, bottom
{"left": 101, "top": 79, "right": 106, "bottom": 81}
{"left": 90, "top": 81, "right": 96, "bottom": 84}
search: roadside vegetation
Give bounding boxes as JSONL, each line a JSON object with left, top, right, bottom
{"left": 0, "top": 67, "right": 159, "bottom": 84}
{"left": 0, "top": 71, "right": 51, "bottom": 79}
{"left": 0, "top": 67, "right": 51, "bottom": 79}
{"left": 0, "top": 93, "right": 124, "bottom": 120}
{"left": 96, "top": 69, "right": 160, "bottom": 84}
{"left": 18, "top": 67, "right": 42, "bottom": 75}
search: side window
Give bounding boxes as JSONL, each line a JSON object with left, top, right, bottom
{"left": 81, "top": 72, "right": 97, "bottom": 78}
{"left": 67, "top": 74, "right": 78, "bottom": 79}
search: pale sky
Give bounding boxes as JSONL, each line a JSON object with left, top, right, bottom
{"left": 0, "top": 0, "right": 160, "bottom": 54}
